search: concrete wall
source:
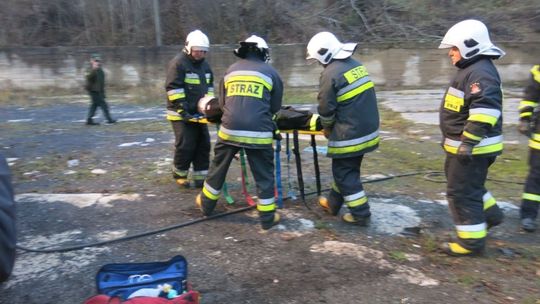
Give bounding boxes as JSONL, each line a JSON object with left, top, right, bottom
{"left": 0, "top": 43, "right": 538, "bottom": 91}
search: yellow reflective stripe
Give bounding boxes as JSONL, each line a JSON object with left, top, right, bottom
{"left": 519, "top": 100, "right": 537, "bottom": 110}
{"left": 327, "top": 136, "right": 379, "bottom": 155}
{"left": 468, "top": 113, "right": 498, "bottom": 126}
{"left": 444, "top": 142, "right": 503, "bottom": 154}
{"left": 203, "top": 187, "right": 220, "bottom": 200}
{"left": 343, "top": 66, "right": 369, "bottom": 84}
{"left": 332, "top": 182, "right": 340, "bottom": 193}
{"left": 531, "top": 133, "right": 540, "bottom": 141}
{"left": 310, "top": 115, "right": 319, "bottom": 131}
{"left": 346, "top": 196, "right": 368, "bottom": 208}
{"left": 483, "top": 196, "right": 496, "bottom": 210}
{"left": 528, "top": 139, "right": 540, "bottom": 150}
{"left": 207, "top": 91, "right": 215, "bottom": 97}
{"left": 218, "top": 130, "right": 273, "bottom": 145}
{"left": 166, "top": 114, "right": 182, "bottom": 121}
{"left": 521, "top": 112, "right": 533, "bottom": 118}
{"left": 457, "top": 230, "right": 487, "bottom": 239}
{"left": 531, "top": 65, "right": 540, "bottom": 83}
{"left": 168, "top": 93, "right": 185, "bottom": 101}
{"left": 173, "top": 169, "right": 188, "bottom": 176}
{"left": 448, "top": 242, "right": 473, "bottom": 254}
{"left": 522, "top": 192, "right": 540, "bottom": 202}
{"left": 456, "top": 223, "right": 487, "bottom": 239}
{"left": 257, "top": 203, "right": 276, "bottom": 212}
{"left": 225, "top": 75, "right": 272, "bottom": 91}
{"left": 462, "top": 131, "right": 482, "bottom": 141}
{"left": 185, "top": 79, "right": 201, "bottom": 84}
{"left": 337, "top": 81, "right": 374, "bottom": 102}
{"left": 192, "top": 170, "right": 208, "bottom": 180}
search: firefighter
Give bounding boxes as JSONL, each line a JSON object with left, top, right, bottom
{"left": 306, "top": 32, "right": 380, "bottom": 226}
{"left": 196, "top": 35, "right": 283, "bottom": 230}
{"left": 438, "top": 19, "right": 506, "bottom": 256}
{"left": 517, "top": 64, "right": 540, "bottom": 232}
{"left": 165, "top": 30, "right": 214, "bottom": 188}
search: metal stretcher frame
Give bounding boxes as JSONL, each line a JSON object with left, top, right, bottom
{"left": 279, "top": 129, "right": 325, "bottom": 204}
{"left": 188, "top": 117, "right": 324, "bottom": 206}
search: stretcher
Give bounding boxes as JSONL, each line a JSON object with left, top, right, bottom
{"left": 278, "top": 130, "right": 324, "bottom": 206}
{"left": 187, "top": 117, "right": 325, "bottom": 207}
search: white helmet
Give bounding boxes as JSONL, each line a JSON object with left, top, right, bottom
{"left": 234, "top": 35, "right": 270, "bottom": 62}
{"left": 306, "top": 32, "right": 357, "bottom": 65}
{"left": 244, "top": 35, "right": 268, "bottom": 51}
{"left": 439, "top": 19, "right": 505, "bottom": 59}
{"left": 184, "top": 30, "right": 210, "bottom": 55}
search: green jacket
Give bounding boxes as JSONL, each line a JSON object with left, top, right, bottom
{"left": 85, "top": 67, "right": 105, "bottom": 95}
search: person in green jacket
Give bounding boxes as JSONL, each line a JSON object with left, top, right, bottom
{"left": 85, "top": 53, "right": 116, "bottom": 125}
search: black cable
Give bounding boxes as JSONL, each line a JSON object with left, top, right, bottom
{"left": 16, "top": 205, "right": 255, "bottom": 253}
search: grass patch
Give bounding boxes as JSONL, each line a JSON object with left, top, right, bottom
{"left": 283, "top": 87, "right": 318, "bottom": 105}
{"left": 124, "top": 85, "right": 164, "bottom": 106}
{"left": 420, "top": 234, "right": 439, "bottom": 253}
{"left": 108, "top": 119, "right": 169, "bottom": 133}
{"left": 314, "top": 220, "right": 332, "bottom": 230}
{"left": 388, "top": 250, "right": 407, "bottom": 261}
{"left": 456, "top": 274, "right": 477, "bottom": 286}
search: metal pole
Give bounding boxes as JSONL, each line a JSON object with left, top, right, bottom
{"left": 152, "top": 0, "right": 162, "bottom": 46}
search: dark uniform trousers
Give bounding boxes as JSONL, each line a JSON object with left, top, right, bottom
{"left": 445, "top": 154, "right": 499, "bottom": 251}
{"left": 522, "top": 148, "right": 540, "bottom": 219}
{"left": 206, "top": 141, "right": 275, "bottom": 203}
{"left": 171, "top": 121, "right": 210, "bottom": 177}
{"left": 87, "top": 91, "right": 113, "bottom": 122}
{"left": 332, "top": 155, "right": 371, "bottom": 218}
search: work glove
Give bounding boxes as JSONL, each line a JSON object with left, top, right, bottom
{"left": 456, "top": 142, "right": 474, "bottom": 165}
{"left": 323, "top": 128, "right": 332, "bottom": 139}
{"left": 273, "top": 131, "right": 282, "bottom": 141}
{"left": 272, "top": 122, "right": 282, "bottom": 140}
{"left": 518, "top": 118, "right": 531, "bottom": 137}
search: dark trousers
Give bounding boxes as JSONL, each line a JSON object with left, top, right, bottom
{"left": 332, "top": 155, "right": 370, "bottom": 218}
{"left": 445, "top": 155, "right": 496, "bottom": 251}
{"left": 171, "top": 121, "right": 210, "bottom": 175}
{"left": 206, "top": 141, "right": 275, "bottom": 201}
{"left": 522, "top": 148, "right": 540, "bottom": 219}
{"left": 87, "top": 91, "right": 113, "bottom": 122}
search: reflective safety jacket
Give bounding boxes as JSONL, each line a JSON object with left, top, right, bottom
{"left": 519, "top": 65, "right": 540, "bottom": 150}
{"left": 217, "top": 54, "right": 283, "bottom": 149}
{"left": 317, "top": 57, "right": 380, "bottom": 158}
{"left": 165, "top": 52, "right": 214, "bottom": 121}
{"left": 439, "top": 57, "right": 503, "bottom": 156}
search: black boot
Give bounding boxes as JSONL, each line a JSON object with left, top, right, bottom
{"left": 342, "top": 204, "right": 371, "bottom": 226}
{"left": 173, "top": 171, "right": 190, "bottom": 189}
{"left": 485, "top": 205, "right": 504, "bottom": 229}
{"left": 318, "top": 189, "right": 344, "bottom": 216}
{"left": 260, "top": 211, "right": 280, "bottom": 230}
{"left": 86, "top": 118, "right": 99, "bottom": 125}
{"left": 196, "top": 193, "right": 217, "bottom": 216}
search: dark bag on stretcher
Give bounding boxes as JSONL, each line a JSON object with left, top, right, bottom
{"left": 85, "top": 255, "right": 199, "bottom": 303}
{"left": 274, "top": 106, "right": 322, "bottom": 131}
